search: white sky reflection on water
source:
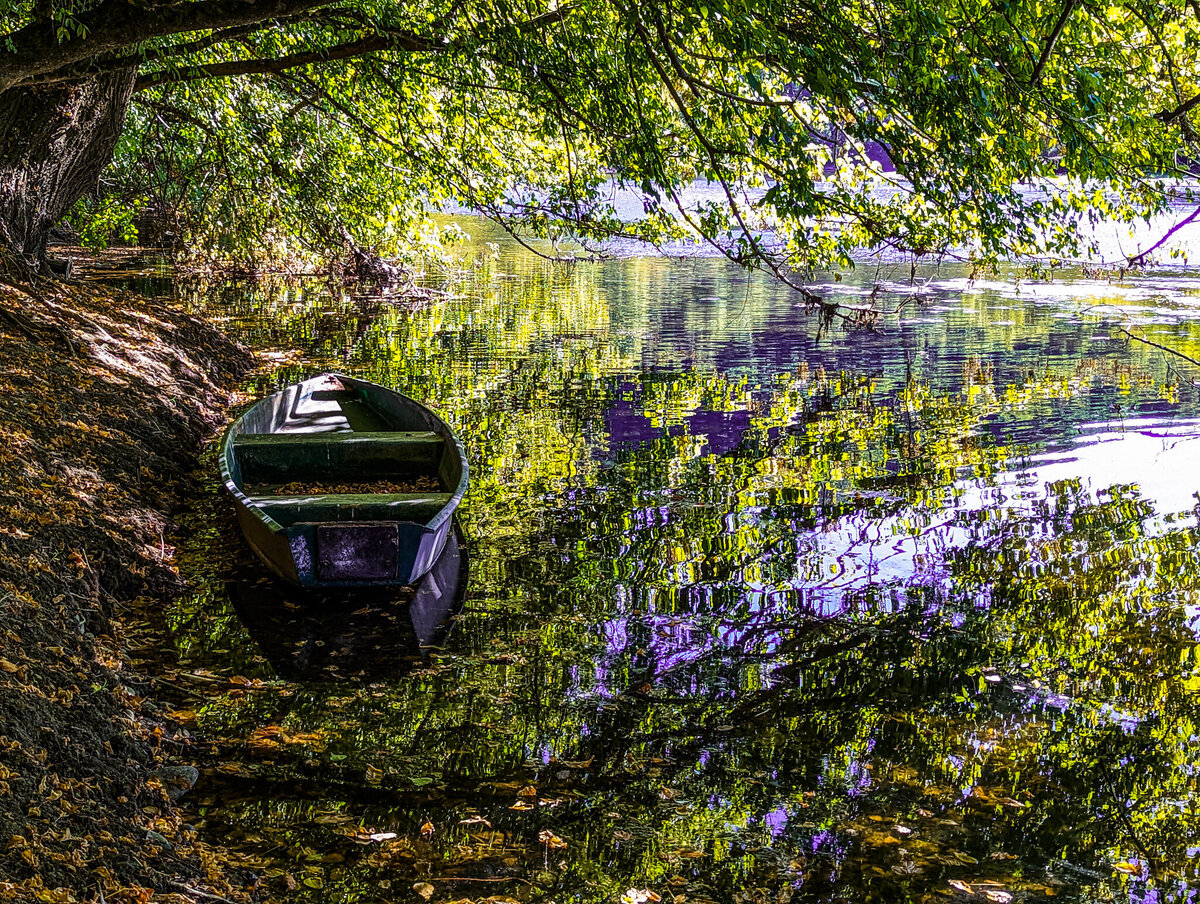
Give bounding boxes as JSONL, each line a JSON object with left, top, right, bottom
{"left": 787, "top": 420, "right": 1200, "bottom": 616}
{"left": 613, "top": 416, "right": 1200, "bottom": 642}
{"left": 1009, "top": 418, "right": 1200, "bottom": 517}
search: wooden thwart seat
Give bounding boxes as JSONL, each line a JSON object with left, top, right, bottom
{"left": 249, "top": 491, "right": 453, "bottom": 526}
{"left": 233, "top": 430, "right": 441, "bottom": 445}
{"left": 234, "top": 431, "right": 445, "bottom": 483}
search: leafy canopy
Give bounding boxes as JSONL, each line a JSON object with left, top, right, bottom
{"left": 5, "top": 0, "right": 1198, "bottom": 272}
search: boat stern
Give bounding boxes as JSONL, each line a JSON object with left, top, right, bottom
{"left": 286, "top": 520, "right": 432, "bottom": 587}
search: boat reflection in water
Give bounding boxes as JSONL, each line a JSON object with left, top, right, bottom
{"left": 226, "top": 527, "right": 468, "bottom": 682}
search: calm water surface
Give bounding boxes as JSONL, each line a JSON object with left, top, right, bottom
{"left": 141, "top": 230, "right": 1200, "bottom": 903}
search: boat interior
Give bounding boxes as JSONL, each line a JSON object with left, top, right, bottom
{"left": 229, "top": 379, "right": 458, "bottom": 527}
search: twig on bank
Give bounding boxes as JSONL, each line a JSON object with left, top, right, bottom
{"left": 171, "top": 884, "right": 239, "bottom": 904}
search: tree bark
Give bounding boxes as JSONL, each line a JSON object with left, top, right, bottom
{"left": 0, "top": 68, "right": 136, "bottom": 275}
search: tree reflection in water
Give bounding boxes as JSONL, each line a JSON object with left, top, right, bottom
{"left": 151, "top": 248, "right": 1200, "bottom": 903}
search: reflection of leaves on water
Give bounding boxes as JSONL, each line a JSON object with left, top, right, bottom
{"left": 150, "top": 271, "right": 1200, "bottom": 902}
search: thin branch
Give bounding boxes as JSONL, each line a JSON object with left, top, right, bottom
{"left": 1157, "top": 92, "right": 1200, "bottom": 127}
{"left": 1030, "top": 0, "right": 1081, "bottom": 86}
{"left": 136, "top": 96, "right": 219, "bottom": 135}
{"left": 1119, "top": 326, "right": 1200, "bottom": 371}
{"left": 636, "top": 13, "right": 854, "bottom": 316}
{"left": 1125, "top": 205, "right": 1200, "bottom": 267}
{"left": 171, "top": 884, "right": 239, "bottom": 904}
{"left": 1099, "top": 773, "right": 1158, "bottom": 876}
{"left": 488, "top": 4, "right": 580, "bottom": 37}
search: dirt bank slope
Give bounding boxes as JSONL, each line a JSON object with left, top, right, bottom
{"left": 0, "top": 282, "right": 254, "bottom": 903}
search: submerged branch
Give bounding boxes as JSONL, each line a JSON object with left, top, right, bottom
{"left": 1118, "top": 326, "right": 1200, "bottom": 374}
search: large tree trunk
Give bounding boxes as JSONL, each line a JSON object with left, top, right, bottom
{"left": 0, "top": 69, "right": 136, "bottom": 276}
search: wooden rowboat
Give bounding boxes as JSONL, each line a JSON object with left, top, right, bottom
{"left": 220, "top": 373, "right": 468, "bottom": 588}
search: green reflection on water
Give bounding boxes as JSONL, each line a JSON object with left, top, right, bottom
{"left": 148, "top": 241, "right": 1200, "bottom": 903}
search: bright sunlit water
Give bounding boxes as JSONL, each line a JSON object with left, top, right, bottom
{"left": 121, "top": 223, "right": 1200, "bottom": 904}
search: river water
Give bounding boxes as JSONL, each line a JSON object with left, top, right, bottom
{"left": 136, "top": 225, "right": 1200, "bottom": 903}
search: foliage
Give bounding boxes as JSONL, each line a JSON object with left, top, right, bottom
{"left": 66, "top": 195, "right": 144, "bottom": 251}
{"left": 5, "top": 0, "right": 1200, "bottom": 272}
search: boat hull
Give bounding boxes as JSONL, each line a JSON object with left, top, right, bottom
{"left": 221, "top": 373, "right": 468, "bottom": 588}
{"left": 227, "top": 525, "right": 470, "bottom": 680}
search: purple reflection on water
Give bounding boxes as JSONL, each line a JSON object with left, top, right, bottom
{"left": 763, "top": 806, "right": 789, "bottom": 837}
{"left": 577, "top": 573, "right": 946, "bottom": 700}
{"left": 593, "top": 615, "right": 721, "bottom": 696}
{"left": 810, "top": 829, "right": 848, "bottom": 860}
{"left": 844, "top": 760, "right": 873, "bottom": 797}
{"left": 595, "top": 619, "right": 629, "bottom": 697}
{"left": 601, "top": 383, "right": 754, "bottom": 457}
{"left": 1135, "top": 887, "right": 1157, "bottom": 904}
{"left": 687, "top": 409, "right": 753, "bottom": 456}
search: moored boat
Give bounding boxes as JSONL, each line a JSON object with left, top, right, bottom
{"left": 220, "top": 373, "right": 468, "bottom": 587}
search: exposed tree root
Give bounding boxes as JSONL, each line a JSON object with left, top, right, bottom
{"left": 0, "top": 281, "right": 81, "bottom": 355}
{"left": 0, "top": 304, "right": 40, "bottom": 342}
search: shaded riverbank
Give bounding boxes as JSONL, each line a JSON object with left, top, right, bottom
{"left": 0, "top": 280, "right": 254, "bottom": 902}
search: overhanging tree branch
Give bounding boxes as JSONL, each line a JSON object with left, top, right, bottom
{"left": 1030, "top": 0, "right": 1080, "bottom": 87}
{"left": 11, "top": 1, "right": 578, "bottom": 93}
{"left": 1157, "top": 92, "right": 1200, "bottom": 126}
{"left": 134, "top": 33, "right": 437, "bottom": 90}
{"left": 1125, "top": 205, "right": 1200, "bottom": 267}
{"left": 28, "top": 19, "right": 304, "bottom": 87}
{"left": 0, "top": 0, "right": 339, "bottom": 91}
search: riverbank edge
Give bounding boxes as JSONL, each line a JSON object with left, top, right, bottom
{"left": 0, "top": 281, "right": 260, "bottom": 903}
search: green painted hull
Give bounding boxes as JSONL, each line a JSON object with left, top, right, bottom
{"left": 220, "top": 373, "right": 468, "bottom": 588}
